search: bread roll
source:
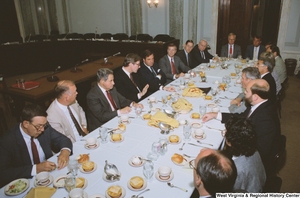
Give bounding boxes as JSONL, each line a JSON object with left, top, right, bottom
{"left": 205, "top": 95, "right": 212, "bottom": 100}
{"left": 143, "top": 113, "right": 151, "bottom": 120}
{"left": 112, "top": 134, "right": 122, "bottom": 141}
{"left": 118, "top": 123, "right": 126, "bottom": 131}
{"left": 172, "top": 153, "right": 184, "bottom": 164}
{"left": 192, "top": 113, "right": 200, "bottom": 119}
{"left": 130, "top": 176, "right": 144, "bottom": 189}
{"left": 76, "top": 177, "right": 85, "bottom": 188}
{"left": 82, "top": 161, "right": 95, "bottom": 172}
{"left": 169, "top": 135, "right": 179, "bottom": 143}
{"left": 107, "top": 185, "right": 122, "bottom": 198}
{"left": 78, "top": 154, "right": 90, "bottom": 164}
{"left": 231, "top": 73, "right": 236, "bottom": 76}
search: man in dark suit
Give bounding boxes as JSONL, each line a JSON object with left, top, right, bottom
{"left": 138, "top": 49, "right": 175, "bottom": 95}
{"left": 114, "top": 53, "right": 149, "bottom": 102}
{"left": 176, "top": 40, "right": 194, "bottom": 68}
{"left": 86, "top": 68, "right": 143, "bottom": 131}
{"left": 220, "top": 33, "right": 242, "bottom": 58}
{"left": 256, "top": 52, "right": 277, "bottom": 105}
{"left": 190, "top": 39, "right": 214, "bottom": 68}
{"left": 0, "top": 104, "right": 72, "bottom": 188}
{"left": 244, "top": 35, "right": 266, "bottom": 60}
{"left": 202, "top": 79, "right": 281, "bottom": 177}
{"left": 158, "top": 43, "right": 190, "bottom": 84}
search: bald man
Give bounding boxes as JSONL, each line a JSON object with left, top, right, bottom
{"left": 202, "top": 79, "right": 281, "bottom": 177}
{"left": 190, "top": 39, "right": 214, "bottom": 68}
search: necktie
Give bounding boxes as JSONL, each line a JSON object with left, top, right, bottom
{"left": 253, "top": 47, "right": 257, "bottom": 60}
{"left": 171, "top": 58, "right": 176, "bottom": 74}
{"left": 229, "top": 45, "right": 233, "bottom": 56}
{"left": 186, "top": 53, "right": 189, "bottom": 66}
{"left": 31, "top": 137, "right": 40, "bottom": 164}
{"left": 130, "top": 74, "right": 138, "bottom": 87}
{"left": 67, "top": 106, "right": 86, "bottom": 136}
{"left": 106, "top": 90, "right": 118, "bottom": 110}
{"left": 201, "top": 51, "right": 205, "bottom": 59}
{"left": 150, "top": 67, "right": 156, "bottom": 77}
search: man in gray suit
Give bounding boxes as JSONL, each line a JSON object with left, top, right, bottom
{"left": 158, "top": 43, "right": 190, "bottom": 84}
{"left": 86, "top": 68, "right": 143, "bottom": 131}
{"left": 220, "top": 33, "right": 242, "bottom": 58}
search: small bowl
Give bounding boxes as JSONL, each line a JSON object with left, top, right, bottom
{"left": 158, "top": 166, "right": 172, "bottom": 179}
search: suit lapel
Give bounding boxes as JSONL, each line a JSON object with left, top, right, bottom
{"left": 15, "top": 126, "right": 32, "bottom": 165}
{"left": 165, "top": 56, "right": 172, "bottom": 74}
{"left": 95, "top": 85, "right": 112, "bottom": 111}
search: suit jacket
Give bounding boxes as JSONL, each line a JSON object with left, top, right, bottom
{"left": 47, "top": 100, "right": 87, "bottom": 143}
{"left": 0, "top": 124, "right": 72, "bottom": 188}
{"left": 275, "top": 56, "right": 287, "bottom": 84}
{"left": 176, "top": 50, "right": 193, "bottom": 68}
{"left": 114, "top": 68, "right": 144, "bottom": 102}
{"left": 244, "top": 44, "right": 266, "bottom": 59}
{"left": 86, "top": 85, "right": 132, "bottom": 131}
{"left": 190, "top": 44, "right": 214, "bottom": 68}
{"left": 222, "top": 101, "right": 281, "bottom": 176}
{"left": 220, "top": 44, "right": 242, "bottom": 58}
{"left": 262, "top": 72, "right": 277, "bottom": 104}
{"left": 158, "top": 55, "right": 190, "bottom": 84}
{"left": 138, "top": 62, "right": 167, "bottom": 95}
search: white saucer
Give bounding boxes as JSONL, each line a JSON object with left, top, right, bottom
{"left": 192, "top": 132, "right": 207, "bottom": 140}
{"left": 105, "top": 186, "right": 126, "bottom": 198}
{"left": 110, "top": 134, "right": 124, "bottom": 143}
{"left": 127, "top": 177, "right": 147, "bottom": 191}
{"left": 155, "top": 171, "right": 174, "bottom": 182}
{"left": 71, "top": 192, "right": 88, "bottom": 198}
{"left": 53, "top": 175, "right": 67, "bottom": 188}
{"left": 206, "top": 103, "right": 217, "bottom": 108}
{"left": 128, "top": 156, "right": 145, "bottom": 167}
{"left": 34, "top": 175, "right": 54, "bottom": 187}
{"left": 89, "top": 194, "right": 105, "bottom": 198}
{"left": 102, "top": 172, "right": 122, "bottom": 182}
{"left": 80, "top": 162, "right": 97, "bottom": 173}
{"left": 178, "top": 119, "right": 188, "bottom": 125}
{"left": 84, "top": 141, "right": 100, "bottom": 150}
{"left": 168, "top": 135, "right": 181, "bottom": 144}
{"left": 191, "top": 122, "right": 202, "bottom": 129}
{"left": 118, "top": 119, "right": 131, "bottom": 125}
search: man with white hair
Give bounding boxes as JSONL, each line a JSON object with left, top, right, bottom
{"left": 190, "top": 39, "right": 214, "bottom": 68}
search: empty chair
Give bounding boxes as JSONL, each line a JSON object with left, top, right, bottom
{"left": 50, "top": 30, "right": 59, "bottom": 36}
{"left": 100, "top": 33, "right": 113, "bottom": 40}
{"left": 83, "top": 33, "right": 100, "bottom": 40}
{"left": 67, "top": 33, "right": 83, "bottom": 39}
{"left": 153, "top": 34, "right": 171, "bottom": 42}
{"left": 113, "top": 33, "right": 129, "bottom": 41}
{"left": 137, "top": 34, "right": 153, "bottom": 42}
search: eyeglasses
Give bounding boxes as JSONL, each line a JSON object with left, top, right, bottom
{"left": 30, "top": 122, "right": 49, "bottom": 131}
{"left": 189, "top": 159, "right": 196, "bottom": 170}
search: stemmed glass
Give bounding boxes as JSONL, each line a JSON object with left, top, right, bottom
{"left": 183, "top": 124, "right": 192, "bottom": 141}
{"left": 99, "top": 127, "right": 108, "bottom": 143}
{"left": 161, "top": 95, "right": 168, "bottom": 108}
{"left": 68, "top": 158, "right": 79, "bottom": 176}
{"left": 226, "top": 76, "right": 231, "bottom": 87}
{"left": 135, "top": 107, "right": 142, "bottom": 119}
{"left": 211, "top": 88, "right": 218, "bottom": 98}
{"left": 199, "top": 105, "right": 207, "bottom": 118}
{"left": 143, "top": 160, "right": 154, "bottom": 180}
{"left": 147, "top": 141, "right": 160, "bottom": 161}
{"left": 64, "top": 174, "right": 76, "bottom": 192}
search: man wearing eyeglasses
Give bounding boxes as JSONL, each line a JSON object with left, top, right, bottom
{"left": 0, "top": 104, "right": 72, "bottom": 188}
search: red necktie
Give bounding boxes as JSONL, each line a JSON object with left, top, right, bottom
{"left": 106, "top": 90, "right": 118, "bottom": 110}
{"left": 229, "top": 45, "right": 233, "bottom": 55}
{"left": 130, "top": 74, "right": 138, "bottom": 87}
{"left": 31, "top": 137, "right": 40, "bottom": 164}
{"left": 171, "top": 58, "right": 176, "bottom": 74}
{"left": 67, "top": 106, "right": 86, "bottom": 136}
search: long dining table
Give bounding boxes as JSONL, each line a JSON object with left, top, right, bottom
{"left": 0, "top": 59, "right": 248, "bottom": 198}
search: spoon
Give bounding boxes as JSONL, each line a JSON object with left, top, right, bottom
{"left": 138, "top": 157, "right": 152, "bottom": 162}
{"left": 179, "top": 143, "right": 185, "bottom": 150}
{"left": 131, "top": 188, "right": 150, "bottom": 198}
{"left": 167, "top": 182, "right": 188, "bottom": 192}
{"left": 197, "top": 140, "right": 213, "bottom": 147}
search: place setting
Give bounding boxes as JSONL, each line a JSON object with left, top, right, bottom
{"left": 155, "top": 166, "right": 174, "bottom": 182}
{"left": 34, "top": 171, "right": 54, "bottom": 187}
{"left": 102, "top": 160, "right": 121, "bottom": 182}
{"left": 128, "top": 155, "right": 146, "bottom": 167}
{"left": 171, "top": 153, "right": 188, "bottom": 166}
{"left": 127, "top": 176, "right": 147, "bottom": 191}
{"left": 4, "top": 178, "right": 30, "bottom": 196}
{"left": 84, "top": 137, "right": 100, "bottom": 150}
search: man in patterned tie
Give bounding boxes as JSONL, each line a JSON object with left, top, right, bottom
{"left": 86, "top": 68, "right": 144, "bottom": 131}
{"left": 220, "top": 33, "right": 242, "bottom": 58}
{"left": 0, "top": 103, "right": 72, "bottom": 188}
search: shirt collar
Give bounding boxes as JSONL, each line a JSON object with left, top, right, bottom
{"left": 250, "top": 99, "right": 268, "bottom": 115}
{"left": 19, "top": 123, "right": 31, "bottom": 140}
{"left": 55, "top": 99, "right": 68, "bottom": 112}
{"left": 122, "top": 66, "right": 131, "bottom": 78}
{"left": 260, "top": 72, "right": 269, "bottom": 78}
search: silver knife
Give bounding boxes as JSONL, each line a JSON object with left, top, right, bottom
{"left": 188, "top": 143, "right": 205, "bottom": 148}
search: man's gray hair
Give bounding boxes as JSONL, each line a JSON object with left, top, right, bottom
{"left": 242, "top": 67, "right": 261, "bottom": 80}
{"left": 97, "top": 68, "right": 113, "bottom": 82}
{"left": 259, "top": 52, "right": 275, "bottom": 72}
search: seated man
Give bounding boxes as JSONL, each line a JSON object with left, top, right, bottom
{"left": 244, "top": 35, "right": 266, "bottom": 60}
{"left": 138, "top": 49, "right": 175, "bottom": 95}
{"left": 202, "top": 79, "right": 281, "bottom": 178}
{"left": 220, "top": 33, "right": 242, "bottom": 58}
{"left": 0, "top": 104, "right": 72, "bottom": 188}
{"left": 229, "top": 67, "right": 260, "bottom": 113}
{"left": 176, "top": 40, "right": 194, "bottom": 68}
{"left": 225, "top": 116, "right": 266, "bottom": 192}
{"left": 270, "top": 45, "right": 287, "bottom": 84}
{"left": 158, "top": 43, "right": 190, "bottom": 84}
{"left": 192, "top": 148, "right": 237, "bottom": 197}
{"left": 190, "top": 39, "right": 214, "bottom": 67}
{"left": 114, "top": 53, "right": 149, "bottom": 102}
{"left": 86, "top": 68, "right": 143, "bottom": 131}
{"left": 47, "top": 80, "right": 88, "bottom": 143}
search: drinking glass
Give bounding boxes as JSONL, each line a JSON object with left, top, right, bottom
{"left": 99, "top": 127, "right": 108, "bottom": 143}
{"left": 143, "top": 160, "right": 154, "bottom": 180}
{"left": 235, "top": 68, "right": 241, "bottom": 76}
{"left": 135, "top": 107, "right": 142, "bottom": 119}
{"left": 161, "top": 95, "right": 168, "bottom": 107}
{"left": 199, "top": 105, "right": 207, "bottom": 118}
{"left": 147, "top": 141, "right": 160, "bottom": 161}
{"left": 159, "top": 138, "right": 168, "bottom": 155}
{"left": 211, "top": 88, "right": 218, "bottom": 97}
{"left": 68, "top": 158, "right": 79, "bottom": 176}
{"left": 226, "top": 76, "right": 231, "bottom": 87}
{"left": 183, "top": 124, "right": 192, "bottom": 141}
{"left": 64, "top": 174, "right": 76, "bottom": 192}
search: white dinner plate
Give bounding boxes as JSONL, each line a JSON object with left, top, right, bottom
{"left": 53, "top": 175, "right": 67, "bottom": 188}
{"left": 4, "top": 178, "right": 29, "bottom": 196}
{"left": 80, "top": 162, "right": 97, "bottom": 174}
{"left": 89, "top": 194, "right": 105, "bottom": 198}
{"left": 105, "top": 186, "right": 126, "bottom": 198}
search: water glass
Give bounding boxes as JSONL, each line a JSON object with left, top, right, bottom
{"left": 143, "top": 161, "right": 154, "bottom": 180}
{"left": 161, "top": 95, "right": 168, "bottom": 107}
{"left": 135, "top": 107, "right": 142, "bottom": 119}
{"left": 183, "top": 124, "right": 192, "bottom": 141}
{"left": 68, "top": 158, "right": 79, "bottom": 176}
{"left": 64, "top": 174, "right": 76, "bottom": 192}
{"left": 211, "top": 88, "right": 218, "bottom": 97}
{"left": 99, "top": 127, "right": 108, "bottom": 143}
{"left": 159, "top": 138, "right": 168, "bottom": 155}
{"left": 199, "top": 105, "right": 207, "bottom": 117}
{"left": 226, "top": 76, "right": 231, "bottom": 87}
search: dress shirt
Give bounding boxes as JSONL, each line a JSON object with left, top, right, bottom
{"left": 260, "top": 72, "right": 269, "bottom": 79}
{"left": 55, "top": 99, "right": 82, "bottom": 141}
{"left": 144, "top": 63, "right": 164, "bottom": 90}
{"left": 228, "top": 44, "right": 234, "bottom": 57}
{"left": 122, "top": 67, "right": 141, "bottom": 98}
{"left": 168, "top": 55, "right": 177, "bottom": 79}
{"left": 253, "top": 46, "right": 260, "bottom": 61}
{"left": 20, "top": 124, "right": 45, "bottom": 176}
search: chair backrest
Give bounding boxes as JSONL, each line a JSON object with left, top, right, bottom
{"left": 153, "top": 34, "right": 171, "bottom": 42}
{"left": 100, "top": 33, "right": 113, "bottom": 39}
{"left": 83, "top": 33, "right": 100, "bottom": 40}
{"left": 67, "top": 33, "right": 83, "bottom": 39}
{"left": 137, "top": 34, "right": 153, "bottom": 42}
{"left": 113, "top": 33, "right": 129, "bottom": 41}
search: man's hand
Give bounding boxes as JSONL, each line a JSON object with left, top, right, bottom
{"left": 202, "top": 112, "right": 218, "bottom": 122}
{"left": 178, "top": 72, "right": 185, "bottom": 77}
{"left": 230, "top": 98, "right": 242, "bottom": 106}
{"left": 57, "top": 149, "right": 70, "bottom": 170}
{"left": 36, "top": 161, "right": 57, "bottom": 173}
{"left": 163, "top": 86, "right": 176, "bottom": 92}
{"left": 119, "top": 106, "right": 132, "bottom": 114}
{"left": 140, "top": 84, "right": 149, "bottom": 97}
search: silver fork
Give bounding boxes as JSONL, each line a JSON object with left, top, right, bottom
{"left": 197, "top": 140, "right": 213, "bottom": 147}
{"left": 183, "top": 154, "right": 196, "bottom": 158}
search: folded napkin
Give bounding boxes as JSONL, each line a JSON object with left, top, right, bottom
{"left": 182, "top": 87, "right": 204, "bottom": 97}
{"left": 25, "top": 187, "right": 56, "bottom": 198}
{"left": 171, "top": 98, "right": 193, "bottom": 112}
{"left": 148, "top": 111, "right": 179, "bottom": 128}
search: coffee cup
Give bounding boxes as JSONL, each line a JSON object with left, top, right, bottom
{"left": 194, "top": 129, "right": 204, "bottom": 138}
{"left": 158, "top": 166, "right": 172, "bottom": 180}
{"left": 132, "top": 156, "right": 142, "bottom": 165}
{"left": 120, "top": 115, "right": 129, "bottom": 123}
{"left": 184, "top": 73, "right": 190, "bottom": 79}
{"left": 36, "top": 171, "right": 50, "bottom": 184}
{"left": 69, "top": 188, "right": 84, "bottom": 198}
{"left": 86, "top": 137, "right": 97, "bottom": 146}
{"left": 149, "top": 97, "right": 156, "bottom": 102}
{"left": 212, "top": 107, "right": 220, "bottom": 112}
